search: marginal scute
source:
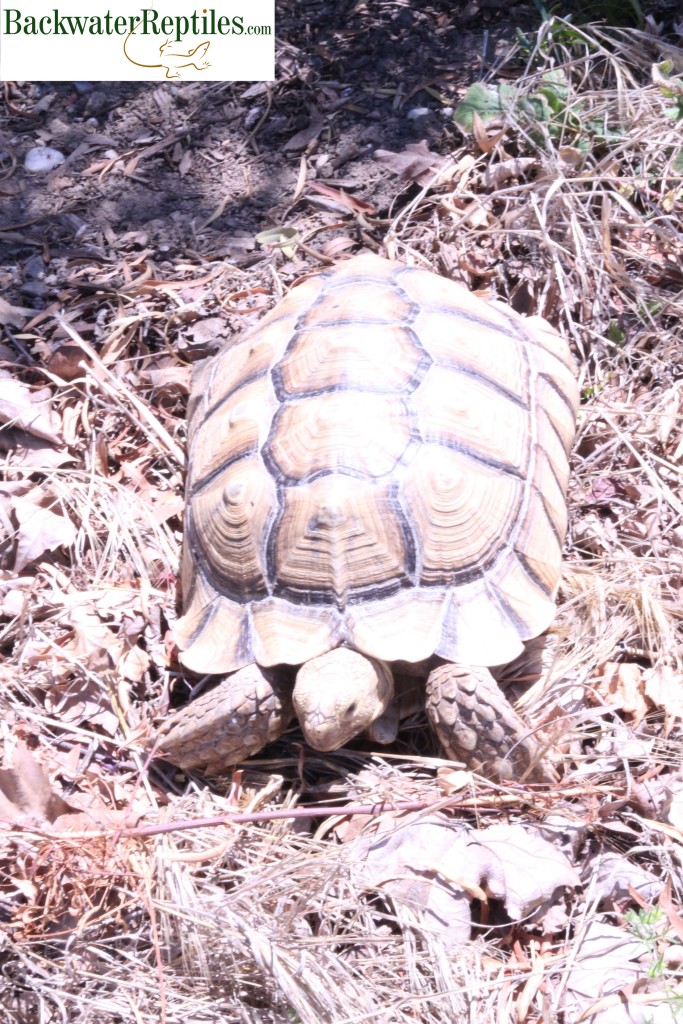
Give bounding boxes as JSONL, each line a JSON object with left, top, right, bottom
{"left": 180, "top": 253, "right": 578, "bottom": 673}
{"left": 175, "top": 579, "right": 251, "bottom": 676}
{"left": 535, "top": 374, "right": 579, "bottom": 455}
{"left": 512, "top": 484, "right": 563, "bottom": 596}
{"left": 251, "top": 596, "right": 342, "bottom": 667}
{"left": 345, "top": 588, "right": 447, "bottom": 663}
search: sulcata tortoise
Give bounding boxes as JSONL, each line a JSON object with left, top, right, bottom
{"left": 156, "top": 254, "right": 578, "bottom": 780}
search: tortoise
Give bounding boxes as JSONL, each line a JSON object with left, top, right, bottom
{"left": 155, "top": 254, "right": 578, "bottom": 780}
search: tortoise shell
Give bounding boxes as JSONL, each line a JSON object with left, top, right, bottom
{"left": 175, "top": 254, "right": 578, "bottom": 676}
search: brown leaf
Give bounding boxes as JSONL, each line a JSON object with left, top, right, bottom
{"left": 373, "top": 140, "right": 449, "bottom": 186}
{"left": 178, "top": 149, "right": 193, "bottom": 176}
{"left": 472, "top": 112, "right": 506, "bottom": 154}
{"left": 47, "top": 344, "right": 86, "bottom": 382}
{"left": 284, "top": 106, "right": 325, "bottom": 151}
{"left": 575, "top": 476, "right": 631, "bottom": 507}
{"left": 561, "top": 922, "right": 651, "bottom": 1022}
{"left": 0, "top": 376, "right": 62, "bottom": 444}
{"left": 143, "top": 364, "right": 191, "bottom": 392}
{"left": 354, "top": 816, "right": 579, "bottom": 947}
{"left": 0, "top": 429, "right": 74, "bottom": 471}
{"left": 436, "top": 766, "right": 472, "bottom": 795}
{"left": 118, "top": 644, "right": 150, "bottom": 683}
{"left": 483, "top": 156, "right": 538, "bottom": 186}
{"left": 12, "top": 495, "right": 77, "bottom": 571}
{"left": 65, "top": 605, "right": 124, "bottom": 672}
{"left": 45, "top": 675, "right": 120, "bottom": 736}
{"left": 643, "top": 664, "right": 683, "bottom": 734}
{"left": 656, "top": 391, "right": 680, "bottom": 445}
{"left": 307, "top": 181, "right": 377, "bottom": 215}
{"left": 475, "top": 824, "right": 580, "bottom": 921}
{"left": 0, "top": 297, "right": 35, "bottom": 327}
{"left": 0, "top": 742, "right": 75, "bottom": 825}
{"left": 593, "top": 662, "right": 649, "bottom": 725}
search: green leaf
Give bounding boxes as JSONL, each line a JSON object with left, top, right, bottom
{"left": 453, "top": 83, "right": 508, "bottom": 131}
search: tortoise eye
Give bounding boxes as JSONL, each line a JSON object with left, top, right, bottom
{"left": 346, "top": 702, "right": 357, "bottom": 716}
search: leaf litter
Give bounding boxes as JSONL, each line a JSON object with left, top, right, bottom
{"left": 1, "top": 11, "right": 683, "bottom": 1024}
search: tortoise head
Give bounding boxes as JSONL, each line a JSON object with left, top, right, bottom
{"left": 293, "top": 648, "right": 394, "bottom": 751}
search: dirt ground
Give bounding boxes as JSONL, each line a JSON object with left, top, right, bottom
{"left": 1, "top": 2, "right": 547, "bottom": 285}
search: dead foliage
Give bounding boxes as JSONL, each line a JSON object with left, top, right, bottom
{"left": 1, "top": 13, "right": 683, "bottom": 1024}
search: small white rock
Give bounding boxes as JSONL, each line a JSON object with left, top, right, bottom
{"left": 407, "top": 107, "right": 430, "bottom": 120}
{"left": 24, "top": 147, "right": 65, "bottom": 173}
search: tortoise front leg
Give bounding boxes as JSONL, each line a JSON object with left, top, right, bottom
{"left": 425, "top": 663, "right": 557, "bottom": 783}
{"left": 154, "top": 664, "right": 293, "bottom": 773}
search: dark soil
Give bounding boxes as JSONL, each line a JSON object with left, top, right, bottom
{"left": 0, "top": 0, "right": 549, "bottom": 304}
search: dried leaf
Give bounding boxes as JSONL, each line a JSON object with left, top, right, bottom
{"left": 118, "top": 644, "right": 150, "bottom": 683}
{"left": 178, "top": 149, "right": 193, "bottom": 176}
{"left": 584, "top": 851, "right": 661, "bottom": 907}
{"left": 0, "top": 297, "right": 35, "bottom": 327}
{"left": 47, "top": 344, "right": 86, "bottom": 382}
{"left": 644, "top": 664, "right": 683, "bottom": 734}
{"left": 0, "top": 376, "right": 62, "bottom": 444}
{"left": 373, "top": 140, "right": 450, "bottom": 187}
{"left": 484, "top": 156, "right": 538, "bottom": 187}
{"left": 472, "top": 112, "right": 506, "bottom": 154}
{"left": 353, "top": 816, "right": 579, "bottom": 947}
{"left": 656, "top": 391, "right": 680, "bottom": 445}
{"left": 65, "top": 605, "right": 123, "bottom": 672}
{"left": 663, "top": 775, "right": 683, "bottom": 830}
{"left": 0, "top": 742, "right": 75, "bottom": 825}
{"left": 307, "top": 181, "right": 377, "bottom": 215}
{"left": 561, "top": 922, "right": 650, "bottom": 1023}
{"left": 45, "top": 675, "right": 120, "bottom": 736}
{"left": 436, "top": 767, "right": 472, "bottom": 795}
{"left": 354, "top": 817, "right": 473, "bottom": 947}
{"left": 475, "top": 824, "right": 580, "bottom": 921}
{"left": 284, "top": 106, "right": 325, "bottom": 151}
{"left": 0, "top": 428, "right": 74, "bottom": 470}
{"left": 593, "top": 662, "right": 649, "bottom": 725}
{"left": 12, "top": 495, "right": 77, "bottom": 571}
{"left": 576, "top": 476, "right": 631, "bottom": 507}
{"left": 143, "top": 364, "right": 191, "bottom": 393}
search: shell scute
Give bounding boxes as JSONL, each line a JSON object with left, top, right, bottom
{"left": 271, "top": 475, "right": 414, "bottom": 604}
{"left": 412, "top": 366, "right": 530, "bottom": 472}
{"left": 264, "top": 392, "right": 415, "bottom": 483}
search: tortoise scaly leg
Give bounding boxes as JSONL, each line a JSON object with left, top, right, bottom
{"left": 154, "top": 664, "right": 293, "bottom": 773}
{"left": 425, "top": 663, "right": 557, "bottom": 783}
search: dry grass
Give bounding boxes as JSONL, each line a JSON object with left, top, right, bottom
{"left": 2, "top": 17, "right": 683, "bottom": 1024}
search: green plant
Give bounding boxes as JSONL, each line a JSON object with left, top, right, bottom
{"left": 453, "top": 65, "right": 624, "bottom": 154}
{"left": 625, "top": 905, "right": 670, "bottom": 978}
